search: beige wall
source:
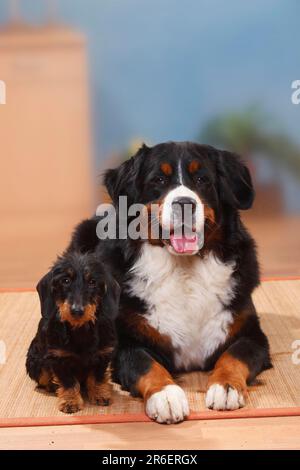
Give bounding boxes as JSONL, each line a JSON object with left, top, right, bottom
{"left": 0, "top": 25, "right": 94, "bottom": 288}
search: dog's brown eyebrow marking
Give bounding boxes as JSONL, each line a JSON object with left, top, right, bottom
{"left": 161, "top": 162, "right": 173, "bottom": 176}
{"left": 188, "top": 160, "right": 200, "bottom": 174}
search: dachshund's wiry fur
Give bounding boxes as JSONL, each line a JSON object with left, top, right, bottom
{"left": 26, "top": 252, "right": 120, "bottom": 413}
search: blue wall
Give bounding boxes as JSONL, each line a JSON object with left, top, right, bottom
{"left": 1, "top": 0, "right": 299, "bottom": 159}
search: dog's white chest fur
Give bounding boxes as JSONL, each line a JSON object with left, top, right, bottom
{"left": 127, "top": 244, "right": 236, "bottom": 370}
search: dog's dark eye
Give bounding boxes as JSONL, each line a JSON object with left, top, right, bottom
{"left": 62, "top": 277, "right": 71, "bottom": 286}
{"left": 155, "top": 176, "right": 167, "bottom": 185}
{"left": 195, "top": 174, "right": 210, "bottom": 185}
{"left": 88, "top": 279, "right": 96, "bottom": 288}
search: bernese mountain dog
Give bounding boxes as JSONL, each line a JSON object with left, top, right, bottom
{"left": 35, "top": 141, "right": 271, "bottom": 424}
{"left": 102, "top": 141, "right": 271, "bottom": 424}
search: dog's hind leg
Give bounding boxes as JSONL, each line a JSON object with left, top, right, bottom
{"left": 26, "top": 340, "right": 56, "bottom": 392}
{"left": 26, "top": 337, "right": 45, "bottom": 383}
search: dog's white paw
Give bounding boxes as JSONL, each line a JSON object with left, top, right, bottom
{"left": 205, "top": 384, "right": 245, "bottom": 411}
{"left": 145, "top": 384, "right": 190, "bottom": 424}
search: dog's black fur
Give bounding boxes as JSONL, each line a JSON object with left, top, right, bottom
{"left": 26, "top": 251, "right": 120, "bottom": 413}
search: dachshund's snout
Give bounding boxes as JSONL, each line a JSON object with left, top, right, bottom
{"left": 71, "top": 305, "right": 84, "bottom": 318}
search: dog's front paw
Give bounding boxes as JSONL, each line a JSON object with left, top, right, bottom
{"left": 87, "top": 376, "right": 112, "bottom": 407}
{"left": 58, "top": 396, "right": 84, "bottom": 414}
{"left": 205, "top": 383, "right": 245, "bottom": 411}
{"left": 145, "top": 384, "right": 190, "bottom": 424}
{"left": 57, "top": 386, "right": 84, "bottom": 414}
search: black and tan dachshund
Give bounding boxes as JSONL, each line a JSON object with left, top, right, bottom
{"left": 26, "top": 251, "right": 120, "bottom": 413}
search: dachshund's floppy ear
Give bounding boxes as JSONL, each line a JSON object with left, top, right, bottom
{"left": 217, "top": 150, "right": 255, "bottom": 210}
{"left": 102, "top": 272, "right": 121, "bottom": 320}
{"left": 104, "top": 143, "right": 150, "bottom": 205}
{"left": 36, "top": 271, "right": 56, "bottom": 318}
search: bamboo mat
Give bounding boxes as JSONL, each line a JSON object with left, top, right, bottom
{"left": 0, "top": 280, "right": 299, "bottom": 427}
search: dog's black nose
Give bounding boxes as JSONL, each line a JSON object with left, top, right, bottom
{"left": 71, "top": 306, "right": 84, "bottom": 318}
{"left": 172, "top": 197, "right": 197, "bottom": 214}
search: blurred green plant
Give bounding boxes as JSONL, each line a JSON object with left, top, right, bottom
{"left": 200, "top": 105, "right": 300, "bottom": 178}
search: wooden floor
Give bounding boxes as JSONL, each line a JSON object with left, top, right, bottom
{"left": 1, "top": 416, "right": 299, "bottom": 450}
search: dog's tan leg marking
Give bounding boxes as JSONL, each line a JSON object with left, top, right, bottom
{"left": 87, "top": 370, "right": 112, "bottom": 406}
{"left": 137, "top": 361, "right": 190, "bottom": 424}
{"left": 137, "top": 361, "right": 174, "bottom": 400}
{"left": 55, "top": 379, "right": 84, "bottom": 414}
{"left": 38, "top": 369, "right": 51, "bottom": 388}
{"left": 206, "top": 352, "right": 249, "bottom": 410}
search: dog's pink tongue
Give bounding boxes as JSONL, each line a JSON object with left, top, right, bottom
{"left": 170, "top": 233, "right": 199, "bottom": 253}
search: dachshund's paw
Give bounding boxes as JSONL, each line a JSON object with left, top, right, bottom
{"left": 57, "top": 387, "right": 84, "bottom": 414}
{"left": 58, "top": 396, "right": 84, "bottom": 414}
{"left": 87, "top": 377, "right": 112, "bottom": 406}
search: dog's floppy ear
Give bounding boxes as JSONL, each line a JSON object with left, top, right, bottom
{"left": 217, "top": 150, "right": 255, "bottom": 210}
{"left": 36, "top": 271, "right": 56, "bottom": 319}
{"left": 102, "top": 273, "right": 121, "bottom": 320}
{"left": 104, "top": 143, "right": 150, "bottom": 205}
